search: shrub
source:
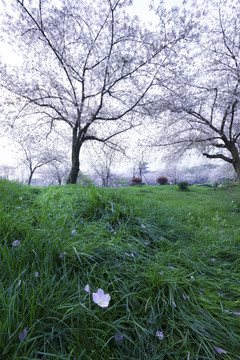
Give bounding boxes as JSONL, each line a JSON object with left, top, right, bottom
{"left": 157, "top": 176, "right": 168, "bottom": 185}
{"left": 197, "top": 183, "right": 212, "bottom": 187}
{"left": 131, "top": 177, "right": 142, "bottom": 184}
{"left": 177, "top": 181, "right": 190, "bottom": 191}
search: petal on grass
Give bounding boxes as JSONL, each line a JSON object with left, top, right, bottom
{"left": 233, "top": 311, "right": 240, "bottom": 315}
{"left": 12, "top": 240, "right": 21, "bottom": 247}
{"left": 224, "top": 309, "right": 240, "bottom": 316}
{"left": 84, "top": 284, "right": 90, "bottom": 293}
{"left": 19, "top": 327, "right": 28, "bottom": 342}
{"left": 92, "top": 289, "right": 111, "bottom": 308}
{"left": 156, "top": 330, "right": 164, "bottom": 339}
{"left": 213, "top": 346, "right": 227, "bottom": 354}
{"left": 115, "top": 331, "right": 124, "bottom": 342}
{"left": 59, "top": 252, "right": 67, "bottom": 258}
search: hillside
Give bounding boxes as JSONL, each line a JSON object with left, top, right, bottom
{"left": 0, "top": 179, "right": 240, "bottom": 359}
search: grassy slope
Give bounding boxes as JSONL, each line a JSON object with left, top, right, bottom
{"left": 0, "top": 179, "right": 240, "bottom": 360}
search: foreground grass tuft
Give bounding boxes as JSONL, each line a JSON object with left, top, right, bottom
{"left": 0, "top": 179, "right": 240, "bottom": 359}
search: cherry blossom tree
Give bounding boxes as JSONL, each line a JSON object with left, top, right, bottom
{"left": 91, "top": 146, "right": 117, "bottom": 187}
{"left": 151, "top": 0, "right": 240, "bottom": 181}
{"left": 0, "top": 165, "right": 15, "bottom": 180}
{"left": 0, "top": 0, "right": 192, "bottom": 183}
{"left": 17, "top": 134, "right": 62, "bottom": 185}
{"left": 39, "top": 158, "right": 70, "bottom": 185}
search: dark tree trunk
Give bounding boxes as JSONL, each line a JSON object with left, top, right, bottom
{"left": 231, "top": 145, "right": 240, "bottom": 182}
{"left": 28, "top": 174, "right": 33, "bottom": 185}
{"left": 28, "top": 169, "right": 34, "bottom": 185}
{"left": 57, "top": 175, "right": 62, "bottom": 185}
{"left": 67, "top": 136, "right": 81, "bottom": 184}
{"left": 233, "top": 161, "right": 240, "bottom": 181}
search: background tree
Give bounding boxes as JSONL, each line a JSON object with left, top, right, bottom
{"left": 162, "top": 161, "right": 179, "bottom": 185}
{"left": 130, "top": 146, "right": 151, "bottom": 183}
{"left": 113, "top": 176, "right": 129, "bottom": 187}
{"left": 138, "top": 157, "right": 149, "bottom": 180}
{"left": 0, "top": 0, "right": 192, "bottom": 184}
{"left": 89, "top": 142, "right": 123, "bottom": 187}
{"left": 151, "top": 0, "right": 240, "bottom": 181}
{"left": 0, "top": 165, "right": 15, "bottom": 180}
{"left": 16, "top": 132, "right": 62, "bottom": 185}
{"left": 41, "top": 159, "right": 70, "bottom": 185}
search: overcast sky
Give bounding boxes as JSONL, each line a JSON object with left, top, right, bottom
{"left": 132, "top": 0, "right": 183, "bottom": 19}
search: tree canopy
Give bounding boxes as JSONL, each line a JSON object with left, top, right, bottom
{"left": 151, "top": 0, "right": 240, "bottom": 181}
{"left": 0, "top": 0, "right": 191, "bottom": 183}
{"left": 2, "top": 0, "right": 239, "bottom": 183}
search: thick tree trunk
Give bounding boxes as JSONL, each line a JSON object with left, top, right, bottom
{"left": 227, "top": 143, "right": 240, "bottom": 182}
{"left": 232, "top": 148, "right": 240, "bottom": 182}
{"left": 28, "top": 173, "right": 33, "bottom": 185}
{"left": 67, "top": 138, "right": 81, "bottom": 184}
{"left": 57, "top": 175, "right": 62, "bottom": 185}
{"left": 28, "top": 169, "right": 34, "bottom": 185}
{"left": 233, "top": 162, "right": 240, "bottom": 181}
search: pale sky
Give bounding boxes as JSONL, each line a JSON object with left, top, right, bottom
{"left": 132, "top": 0, "right": 183, "bottom": 24}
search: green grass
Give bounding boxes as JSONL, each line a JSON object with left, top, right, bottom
{"left": 0, "top": 179, "right": 240, "bottom": 359}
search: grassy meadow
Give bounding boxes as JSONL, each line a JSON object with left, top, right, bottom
{"left": 0, "top": 179, "right": 240, "bottom": 359}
